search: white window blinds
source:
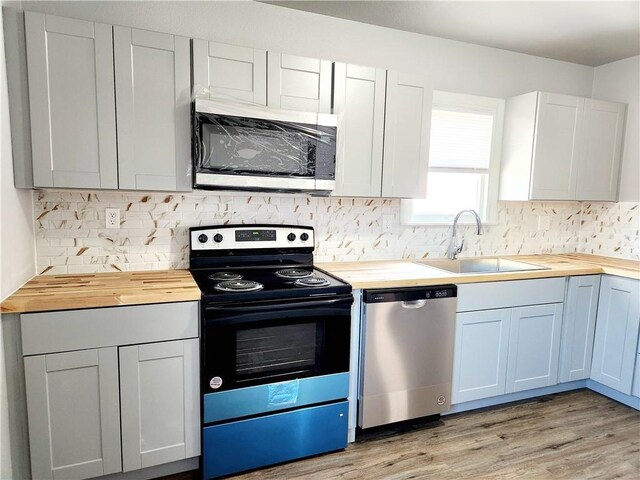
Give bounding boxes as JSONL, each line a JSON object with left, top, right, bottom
{"left": 428, "top": 109, "right": 494, "bottom": 170}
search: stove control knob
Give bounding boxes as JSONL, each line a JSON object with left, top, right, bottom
{"left": 198, "top": 234, "right": 208, "bottom": 243}
{"left": 287, "top": 233, "right": 296, "bottom": 242}
{"left": 213, "top": 234, "right": 223, "bottom": 243}
{"left": 300, "top": 233, "right": 309, "bottom": 242}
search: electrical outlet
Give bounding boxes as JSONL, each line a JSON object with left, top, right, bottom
{"left": 382, "top": 214, "right": 394, "bottom": 233}
{"left": 105, "top": 208, "right": 120, "bottom": 229}
{"left": 538, "top": 215, "right": 551, "bottom": 230}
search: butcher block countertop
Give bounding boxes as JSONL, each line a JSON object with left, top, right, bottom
{"left": 317, "top": 253, "right": 640, "bottom": 290}
{"left": 1, "top": 270, "right": 201, "bottom": 314}
{"left": 2, "top": 254, "right": 638, "bottom": 314}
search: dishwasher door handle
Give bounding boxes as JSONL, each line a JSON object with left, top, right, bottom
{"left": 401, "top": 299, "right": 427, "bottom": 309}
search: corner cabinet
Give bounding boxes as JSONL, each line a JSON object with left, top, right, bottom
{"left": 499, "top": 91, "right": 625, "bottom": 202}
{"left": 333, "top": 64, "right": 432, "bottom": 198}
{"left": 590, "top": 276, "right": 640, "bottom": 394}
{"left": 559, "top": 275, "right": 600, "bottom": 382}
{"left": 21, "top": 302, "right": 200, "bottom": 480}
{"left": 23, "top": 12, "right": 191, "bottom": 191}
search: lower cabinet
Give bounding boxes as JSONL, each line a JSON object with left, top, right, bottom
{"left": 590, "top": 275, "right": 640, "bottom": 395}
{"left": 25, "top": 339, "right": 199, "bottom": 479}
{"left": 452, "top": 309, "right": 511, "bottom": 403}
{"left": 24, "top": 348, "right": 122, "bottom": 479}
{"left": 559, "top": 275, "right": 600, "bottom": 382}
{"left": 506, "top": 303, "right": 564, "bottom": 393}
{"left": 120, "top": 339, "right": 200, "bottom": 471}
{"left": 21, "top": 301, "right": 200, "bottom": 480}
{"left": 452, "top": 303, "right": 564, "bottom": 403}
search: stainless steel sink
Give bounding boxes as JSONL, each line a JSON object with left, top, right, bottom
{"left": 415, "top": 258, "right": 549, "bottom": 274}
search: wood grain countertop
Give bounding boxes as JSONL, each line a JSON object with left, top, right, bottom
{"left": 317, "top": 253, "right": 640, "bottom": 290}
{"left": 1, "top": 270, "right": 201, "bottom": 314}
{"left": 2, "top": 254, "right": 637, "bottom": 314}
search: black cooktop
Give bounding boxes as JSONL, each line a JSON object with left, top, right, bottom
{"left": 191, "top": 266, "right": 351, "bottom": 303}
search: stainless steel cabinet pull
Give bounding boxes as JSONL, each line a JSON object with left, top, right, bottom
{"left": 401, "top": 299, "right": 427, "bottom": 309}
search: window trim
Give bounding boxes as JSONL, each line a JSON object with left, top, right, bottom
{"left": 400, "top": 91, "right": 505, "bottom": 226}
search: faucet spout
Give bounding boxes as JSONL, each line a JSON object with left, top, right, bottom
{"left": 447, "top": 209, "right": 483, "bottom": 260}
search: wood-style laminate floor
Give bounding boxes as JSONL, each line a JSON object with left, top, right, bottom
{"left": 161, "top": 390, "right": 640, "bottom": 480}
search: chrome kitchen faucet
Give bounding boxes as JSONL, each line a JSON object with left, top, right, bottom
{"left": 447, "top": 209, "right": 483, "bottom": 260}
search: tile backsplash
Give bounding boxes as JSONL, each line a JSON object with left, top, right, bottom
{"left": 33, "top": 190, "right": 639, "bottom": 274}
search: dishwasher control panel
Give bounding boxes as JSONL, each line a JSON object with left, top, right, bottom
{"left": 363, "top": 285, "right": 457, "bottom": 303}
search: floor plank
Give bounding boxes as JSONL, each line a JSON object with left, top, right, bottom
{"left": 160, "top": 390, "right": 640, "bottom": 479}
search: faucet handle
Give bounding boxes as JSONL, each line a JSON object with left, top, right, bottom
{"left": 456, "top": 239, "right": 465, "bottom": 254}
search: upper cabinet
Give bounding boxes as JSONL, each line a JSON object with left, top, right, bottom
{"left": 267, "top": 52, "right": 332, "bottom": 113}
{"left": 23, "top": 12, "right": 191, "bottom": 192}
{"left": 333, "top": 64, "right": 432, "bottom": 198}
{"left": 114, "top": 27, "right": 191, "bottom": 191}
{"left": 25, "top": 13, "right": 118, "bottom": 189}
{"left": 192, "top": 40, "right": 267, "bottom": 104}
{"left": 499, "top": 91, "right": 626, "bottom": 202}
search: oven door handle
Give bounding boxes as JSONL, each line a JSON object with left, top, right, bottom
{"left": 203, "top": 296, "right": 353, "bottom": 325}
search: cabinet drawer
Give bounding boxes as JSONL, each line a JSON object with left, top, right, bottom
{"left": 457, "top": 277, "right": 566, "bottom": 312}
{"left": 21, "top": 301, "right": 198, "bottom": 355}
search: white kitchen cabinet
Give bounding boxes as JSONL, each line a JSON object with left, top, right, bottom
{"left": 24, "top": 348, "right": 122, "bottom": 480}
{"left": 499, "top": 91, "right": 625, "bottom": 201}
{"left": 452, "top": 309, "right": 511, "bottom": 403}
{"left": 591, "top": 276, "right": 640, "bottom": 394}
{"left": 192, "top": 39, "right": 267, "bottom": 104}
{"left": 381, "top": 71, "right": 432, "bottom": 198}
{"left": 632, "top": 354, "right": 640, "bottom": 398}
{"left": 267, "top": 52, "right": 332, "bottom": 113}
{"left": 559, "top": 275, "right": 600, "bottom": 382}
{"left": 22, "top": 13, "right": 191, "bottom": 192}
{"left": 506, "top": 303, "right": 564, "bottom": 393}
{"left": 577, "top": 99, "right": 625, "bottom": 201}
{"left": 452, "top": 278, "right": 566, "bottom": 404}
{"left": 333, "top": 63, "right": 386, "bottom": 197}
{"left": 24, "top": 12, "right": 118, "bottom": 189}
{"left": 120, "top": 339, "right": 200, "bottom": 471}
{"left": 21, "top": 302, "right": 200, "bottom": 479}
{"left": 114, "top": 27, "right": 191, "bottom": 191}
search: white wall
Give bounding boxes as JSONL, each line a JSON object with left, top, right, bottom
{"left": 592, "top": 56, "right": 640, "bottom": 203}
{"left": 16, "top": 0, "right": 595, "bottom": 99}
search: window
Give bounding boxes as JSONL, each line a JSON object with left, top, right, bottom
{"left": 401, "top": 91, "right": 505, "bottom": 224}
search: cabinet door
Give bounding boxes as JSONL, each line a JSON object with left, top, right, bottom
{"left": 381, "top": 71, "right": 432, "bottom": 198}
{"left": 24, "top": 348, "right": 121, "bottom": 479}
{"left": 506, "top": 303, "right": 564, "bottom": 393}
{"left": 193, "top": 39, "right": 266, "bottom": 105}
{"left": 530, "top": 92, "right": 583, "bottom": 200}
{"left": 120, "top": 339, "right": 200, "bottom": 471}
{"left": 114, "top": 27, "right": 191, "bottom": 191}
{"left": 576, "top": 99, "right": 625, "bottom": 201}
{"left": 333, "top": 63, "right": 386, "bottom": 197}
{"left": 591, "top": 276, "right": 640, "bottom": 394}
{"left": 267, "top": 52, "right": 332, "bottom": 113}
{"left": 632, "top": 354, "right": 640, "bottom": 398}
{"left": 559, "top": 275, "right": 600, "bottom": 382}
{"left": 25, "top": 12, "right": 118, "bottom": 189}
{"left": 452, "top": 309, "right": 511, "bottom": 403}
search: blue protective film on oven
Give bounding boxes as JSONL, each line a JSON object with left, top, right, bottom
{"left": 268, "top": 379, "right": 300, "bottom": 407}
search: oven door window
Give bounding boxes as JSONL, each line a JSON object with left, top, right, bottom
{"left": 196, "top": 113, "right": 321, "bottom": 178}
{"left": 203, "top": 298, "right": 351, "bottom": 392}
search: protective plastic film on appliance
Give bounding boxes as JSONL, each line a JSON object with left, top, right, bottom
{"left": 192, "top": 87, "right": 339, "bottom": 179}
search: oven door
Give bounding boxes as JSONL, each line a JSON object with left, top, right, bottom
{"left": 202, "top": 295, "right": 352, "bottom": 394}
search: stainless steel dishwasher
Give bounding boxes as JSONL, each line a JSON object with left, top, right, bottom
{"left": 358, "top": 285, "right": 457, "bottom": 429}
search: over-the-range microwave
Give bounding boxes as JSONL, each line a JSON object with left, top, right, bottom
{"left": 193, "top": 99, "right": 338, "bottom": 194}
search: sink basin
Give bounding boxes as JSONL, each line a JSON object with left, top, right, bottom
{"left": 415, "top": 258, "right": 549, "bottom": 274}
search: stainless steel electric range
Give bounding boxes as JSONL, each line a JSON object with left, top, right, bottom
{"left": 189, "top": 224, "right": 353, "bottom": 479}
